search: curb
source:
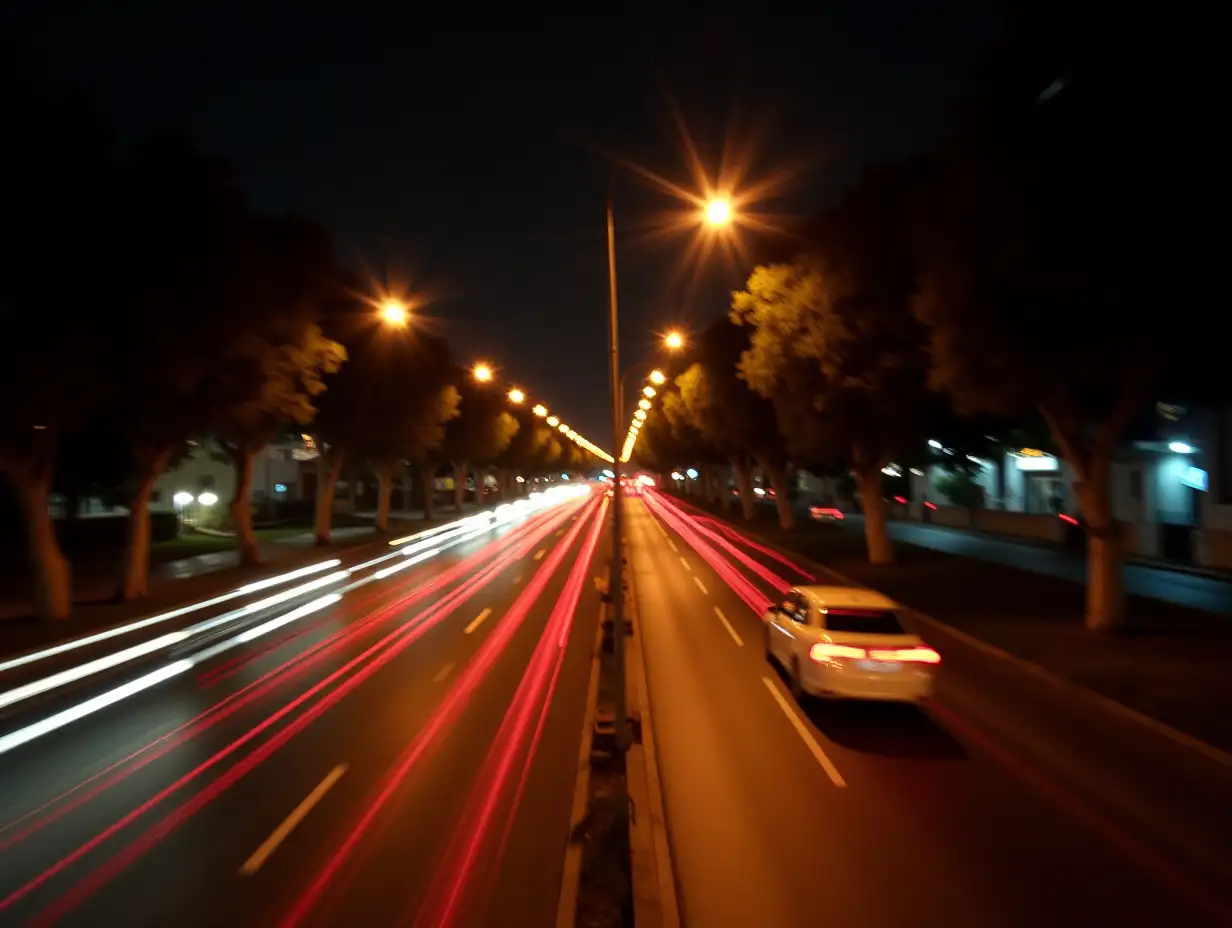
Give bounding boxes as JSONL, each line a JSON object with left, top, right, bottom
{"left": 554, "top": 601, "right": 606, "bottom": 928}
{"left": 623, "top": 535, "right": 681, "bottom": 928}
{"left": 664, "top": 492, "right": 1232, "bottom": 772}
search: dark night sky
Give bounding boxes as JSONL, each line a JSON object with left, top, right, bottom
{"left": 11, "top": 4, "right": 1004, "bottom": 450}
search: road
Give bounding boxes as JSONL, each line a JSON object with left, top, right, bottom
{"left": 0, "top": 489, "right": 607, "bottom": 926}
{"left": 629, "top": 490, "right": 1232, "bottom": 928}
{"left": 843, "top": 512, "right": 1232, "bottom": 614}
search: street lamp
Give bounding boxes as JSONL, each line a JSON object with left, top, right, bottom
{"left": 532, "top": 404, "right": 548, "bottom": 417}
{"left": 507, "top": 388, "right": 525, "bottom": 404}
{"left": 379, "top": 299, "right": 409, "bottom": 327}
{"left": 643, "top": 386, "right": 656, "bottom": 398}
{"left": 473, "top": 362, "right": 493, "bottom": 383}
{"left": 638, "top": 398, "right": 651, "bottom": 411}
{"left": 704, "top": 197, "right": 733, "bottom": 227}
{"left": 663, "top": 330, "right": 685, "bottom": 351}
{"left": 648, "top": 369, "right": 666, "bottom": 385}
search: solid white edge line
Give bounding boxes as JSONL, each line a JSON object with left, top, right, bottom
{"left": 239, "top": 764, "right": 348, "bottom": 875}
{"left": 761, "top": 676, "right": 846, "bottom": 787}
{"left": 712, "top": 606, "right": 742, "bottom": 646}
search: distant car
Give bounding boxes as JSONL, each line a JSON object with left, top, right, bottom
{"left": 809, "top": 506, "right": 844, "bottom": 522}
{"left": 763, "top": 586, "right": 939, "bottom": 704}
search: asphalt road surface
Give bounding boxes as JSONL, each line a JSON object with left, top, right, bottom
{"left": 843, "top": 513, "right": 1232, "bottom": 614}
{"left": 630, "top": 490, "right": 1232, "bottom": 928}
{"left": 0, "top": 489, "right": 607, "bottom": 926}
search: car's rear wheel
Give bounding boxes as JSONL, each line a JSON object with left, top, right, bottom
{"left": 790, "top": 658, "right": 805, "bottom": 703}
{"left": 764, "top": 627, "right": 775, "bottom": 666}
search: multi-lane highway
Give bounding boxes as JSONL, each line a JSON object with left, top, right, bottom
{"left": 630, "top": 490, "right": 1232, "bottom": 928}
{"left": 0, "top": 487, "right": 607, "bottom": 926}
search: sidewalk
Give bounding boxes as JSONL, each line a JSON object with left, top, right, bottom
{"left": 844, "top": 513, "right": 1232, "bottom": 614}
{"left": 664, "top": 490, "right": 1232, "bottom": 754}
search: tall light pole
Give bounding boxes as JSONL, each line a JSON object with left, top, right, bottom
{"left": 605, "top": 182, "right": 632, "bottom": 751}
{"left": 606, "top": 186, "right": 733, "bottom": 753}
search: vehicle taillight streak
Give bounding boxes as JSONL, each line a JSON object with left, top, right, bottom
{"left": 646, "top": 491, "right": 797, "bottom": 592}
{"left": 641, "top": 493, "right": 771, "bottom": 614}
{"left": 2, "top": 500, "right": 587, "bottom": 920}
{"left": 279, "top": 495, "right": 604, "bottom": 928}
{"left": 415, "top": 498, "right": 608, "bottom": 928}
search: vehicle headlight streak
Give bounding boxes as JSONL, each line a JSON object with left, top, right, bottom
{"left": 0, "top": 489, "right": 591, "bottom": 760}
{"left": 2, "top": 496, "right": 598, "bottom": 919}
{"left": 0, "top": 559, "right": 345, "bottom": 677}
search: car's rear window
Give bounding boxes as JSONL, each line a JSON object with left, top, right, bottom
{"left": 822, "top": 608, "right": 904, "bottom": 634}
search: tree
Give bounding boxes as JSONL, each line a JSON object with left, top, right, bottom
{"left": 438, "top": 377, "right": 519, "bottom": 513}
{"left": 106, "top": 132, "right": 254, "bottom": 598}
{"left": 361, "top": 334, "right": 458, "bottom": 533}
{"left": 732, "top": 162, "right": 933, "bottom": 563}
{"left": 211, "top": 215, "right": 346, "bottom": 565}
{"left": 913, "top": 8, "right": 1199, "bottom": 630}
{"left": 311, "top": 284, "right": 459, "bottom": 540}
{"left": 671, "top": 319, "right": 791, "bottom": 526}
{"left": 0, "top": 84, "right": 112, "bottom": 618}
{"left": 493, "top": 409, "right": 558, "bottom": 496}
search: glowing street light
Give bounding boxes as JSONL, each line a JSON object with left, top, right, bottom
{"left": 547, "top": 416, "right": 559, "bottom": 427}
{"left": 507, "top": 388, "right": 525, "bottom": 404}
{"left": 649, "top": 370, "right": 666, "bottom": 385}
{"left": 663, "top": 330, "right": 685, "bottom": 351}
{"left": 638, "top": 398, "right": 651, "bottom": 411}
{"left": 379, "top": 300, "right": 409, "bottom": 327}
{"left": 643, "top": 386, "right": 656, "bottom": 398}
{"left": 704, "top": 197, "right": 733, "bottom": 227}
{"left": 473, "top": 362, "right": 493, "bottom": 383}
{"left": 532, "top": 404, "right": 547, "bottom": 417}
{"left": 558, "top": 423, "right": 570, "bottom": 433}
{"left": 634, "top": 409, "right": 647, "bottom": 421}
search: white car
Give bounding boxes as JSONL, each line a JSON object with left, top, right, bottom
{"left": 763, "top": 585, "right": 939, "bottom": 704}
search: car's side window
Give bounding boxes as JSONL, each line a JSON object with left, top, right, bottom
{"left": 786, "top": 594, "right": 808, "bottom": 624}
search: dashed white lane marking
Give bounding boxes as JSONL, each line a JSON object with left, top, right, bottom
{"left": 713, "top": 606, "right": 741, "bottom": 646}
{"left": 465, "top": 608, "right": 492, "bottom": 635}
{"left": 239, "top": 764, "right": 349, "bottom": 875}
{"left": 694, "top": 577, "right": 709, "bottom": 596}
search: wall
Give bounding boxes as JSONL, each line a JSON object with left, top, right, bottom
{"left": 975, "top": 509, "right": 1063, "bottom": 543}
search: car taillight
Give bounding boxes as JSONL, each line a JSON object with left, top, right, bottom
{"left": 867, "top": 646, "right": 941, "bottom": 664}
{"left": 810, "top": 643, "right": 866, "bottom": 662}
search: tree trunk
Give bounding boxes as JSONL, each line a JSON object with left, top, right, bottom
{"left": 1073, "top": 451, "right": 1126, "bottom": 631}
{"left": 229, "top": 446, "right": 260, "bottom": 566}
{"left": 421, "top": 463, "right": 437, "bottom": 521}
{"left": 122, "top": 449, "right": 173, "bottom": 600}
{"left": 853, "top": 467, "right": 893, "bottom": 565}
{"left": 734, "top": 461, "right": 756, "bottom": 521}
{"left": 402, "top": 470, "right": 412, "bottom": 515}
{"left": 15, "top": 470, "right": 72, "bottom": 620}
{"left": 314, "top": 452, "right": 344, "bottom": 546}
{"left": 373, "top": 464, "right": 394, "bottom": 533}
{"left": 757, "top": 457, "right": 795, "bottom": 531}
{"left": 452, "top": 461, "right": 467, "bottom": 513}
{"left": 718, "top": 466, "right": 732, "bottom": 511}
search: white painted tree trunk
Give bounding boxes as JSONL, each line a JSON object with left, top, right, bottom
{"left": 854, "top": 468, "right": 894, "bottom": 565}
